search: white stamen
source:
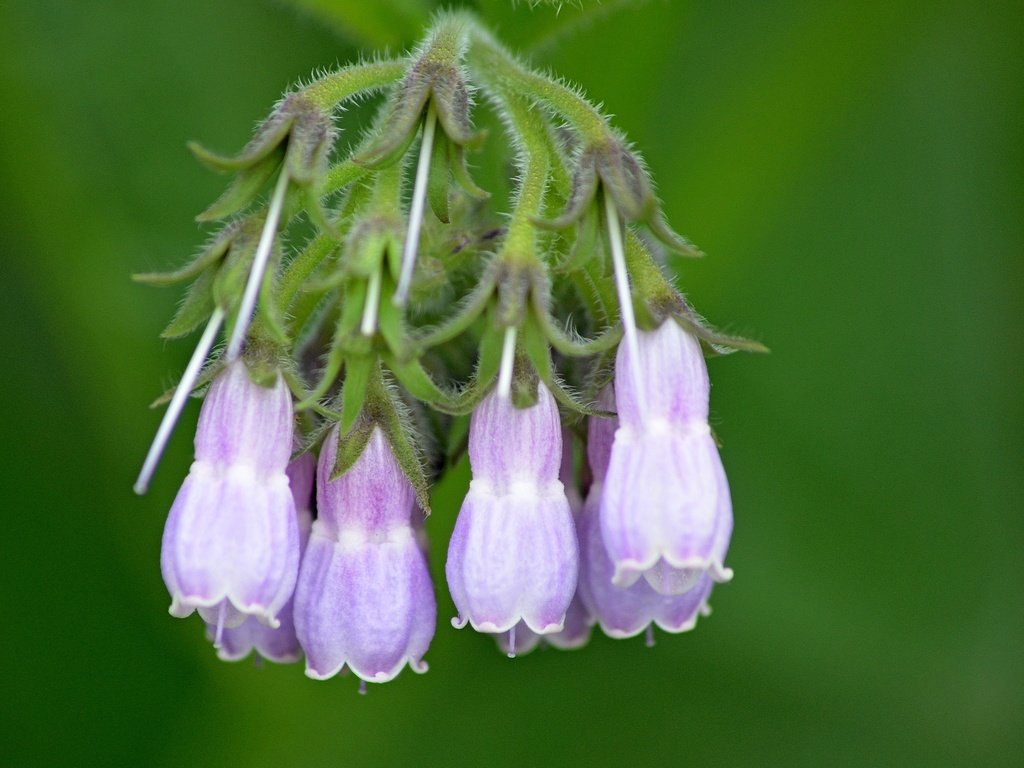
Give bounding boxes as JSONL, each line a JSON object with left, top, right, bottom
{"left": 645, "top": 624, "right": 656, "bottom": 648}
{"left": 360, "top": 268, "right": 382, "bottom": 336}
{"left": 497, "top": 325, "right": 517, "bottom": 400}
{"left": 213, "top": 601, "right": 227, "bottom": 649}
{"left": 134, "top": 307, "right": 225, "bottom": 495}
{"left": 394, "top": 106, "right": 438, "bottom": 306}
{"left": 604, "top": 192, "right": 647, "bottom": 416}
{"left": 507, "top": 625, "right": 517, "bottom": 659}
{"left": 225, "top": 169, "right": 290, "bottom": 361}
{"left": 358, "top": 680, "right": 368, "bottom": 696}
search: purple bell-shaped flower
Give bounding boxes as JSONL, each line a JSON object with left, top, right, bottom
{"left": 161, "top": 360, "right": 300, "bottom": 632}
{"left": 446, "top": 382, "right": 579, "bottom": 635}
{"left": 600, "top": 321, "right": 733, "bottom": 595}
{"left": 210, "top": 451, "right": 315, "bottom": 663}
{"left": 491, "top": 427, "right": 593, "bottom": 656}
{"left": 294, "top": 426, "right": 435, "bottom": 684}
{"left": 579, "top": 387, "right": 713, "bottom": 638}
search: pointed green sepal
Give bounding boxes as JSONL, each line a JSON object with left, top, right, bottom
{"left": 427, "top": 126, "right": 451, "bottom": 223}
{"left": 195, "top": 148, "right": 284, "bottom": 222}
{"left": 340, "top": 353, "right": 374, "bottom": 434}
{"left": 160, "top": 269, "right": 217, "bottom": 339}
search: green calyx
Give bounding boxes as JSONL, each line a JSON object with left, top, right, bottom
{"left": 143, "top": 12, "right": 763, "bottom": 493}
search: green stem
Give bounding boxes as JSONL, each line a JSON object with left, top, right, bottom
{"left": 301, "top": 60, "right": 405, "bottom": 111}
{"left": 466, "top": 23, "right": 608, "bottom": 143}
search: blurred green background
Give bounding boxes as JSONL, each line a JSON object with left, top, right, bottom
{"left": 2, "top": 0, "right": 1021, "bottom": 766}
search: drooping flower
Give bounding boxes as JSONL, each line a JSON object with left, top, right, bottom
{"left": 446, "top": 382, "right": 579, "bottom": 635}
{"left": 210, "top": 451, "right": 315, "bottom": 663}
{"left": 600, "top": 320, "right": 733, "bottom": 595}
{"left": 160, "top": 360, "right": 300, "bottom": 632}
{"left": 490, "top": 427, "right": 593, "bottom": 656}
{"left": 294, "top": 426, "right": 435, "bottom": 684}
{"left": 579, "top": 387, "right": 714, "bottom": 637}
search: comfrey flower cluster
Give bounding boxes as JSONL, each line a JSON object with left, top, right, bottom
{"left": 135, "top": 13, "right": 763, "bottom": 685}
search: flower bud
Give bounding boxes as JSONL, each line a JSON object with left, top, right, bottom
{"left": 446, "top": 383, "right": 579, "bottom": 634}
{"left": 600, "top": 322, "right": 733, "bottom": 595}
{"left": 294, "top": 427, "right": 435, "bottom": 684}
{"left": 161, "top": 361, "right": 300, "bottom": 630}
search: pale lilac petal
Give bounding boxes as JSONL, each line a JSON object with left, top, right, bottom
{"left": 614, "top": 320, "right": 709, "bottom": 428}
{"left": 194, "top": 360, "right": 293, "bottom": 472}
{"left": 317, "top": 428, "right": 416, "bottom": 532}
{"left": 294, "top": 425, "right": 435, "bottom": 683}
{"left": 581, "top": 487, "right": 711, "bottom": 638}
{"left": 447, "top": 483, "right": 578, "bottom": 634}
{"left": 468, "top": 384, "right": 562, "bottom": 487}
{"left": 295, "top": 527, "right": 434, "bottom": 682}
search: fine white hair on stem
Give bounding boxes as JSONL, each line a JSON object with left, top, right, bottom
{"left": 361, "top": 267, "right": 382, "bottom": 336}
{"left": 394, "top": 105, "right": 438, "bottom": 306}
{"left": 225, "top": 169, "right": 290, "bottom": 361}
{"left": 604, "top": 191, "right": 646, "bottom": 417}
{"left": 497, "top": 325, "right": 518, "bottom": 400}
{"left": 134, "top": 307, "right": 226, "bottom": 495}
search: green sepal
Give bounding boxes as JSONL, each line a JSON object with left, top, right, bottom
{"left": 195, "top": 148, "right": 284, "bottom": 222}
{"left": 520, "top": 315, "right": 605, "bottom": 417}
{"left": 331, "top": 416, "right": 375, "bottom": 480}
{"left": 283, "top": 96, "right": 335, "bottom": 187}
{"left": 672, "top": 311, "right": 769, "bottom": 355}
{"left": 340, "top": 353, "right": 374, "bottom": 434}
{"left": 149, "top": 356, "right": 223, "bottom": 408}
{"left": 187, "top": 109, "right": 293, "bottom": 172}
{"left": 414, "top": 268, "right": 495, "bottom": 350}
{"left": 597, "top": 138, "right": 655, "bottom": 222}
{"left": 554, "top": 205, "right": 599, "bottom": 273}
{"left": 384, "top": 352, "right": 454, "bottom": 407}
{"left": 344, "top": 214, "right": 401, "bottom": 277}
{"left": 353, "top": 81, "right": 429, "bottom": 169}
{"left": 534, "top": 148, "right": 599, "bottom": 231}
{"left": 649, "top": 214, "right": 704, "bottom": 258}
{"left": 257, "top": 244, "right": 290, "bottom": 347}
{"left": 337, "top": 278, "right": 368, "bottom": 340}
{"left": 429, "top": 321, "right": 503, "bottom": 416}
{"left": 133, "top": 220, "right": 242, "bottom": 286}
{"left": 427, "top": 126, "right": 451, "bottom": 223}
{"left": 295, "top": 318, "right": 346, "bottom": 410}
{"left": 536, "top": 307, "right": 622, "bottom": 358}
{"left": 376, "top": 273, "right": 411, "bottom": 360}
{"left": 161, "top": 268, "right": 217, "bottom": 339}
{"left": 450, "top": 143, "right": 489, "bottom": 200}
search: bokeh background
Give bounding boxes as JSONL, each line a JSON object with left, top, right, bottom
{"left": 2, "top": 0, "right": 1021, "bottom": 766}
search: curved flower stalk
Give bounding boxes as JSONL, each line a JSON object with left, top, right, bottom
{"left": 579, "top": 388, "right": 713, "bottom": 638}
{"left": 446, "top": 382, "right": 579, "bottom": 635}
{"left": 209, "top": 451, "right": 315, "bottom": 663}
{"left": 294, "top": 426, "right": 435, "bottom": 684}
{"left": 600, "top": 322, "right": 733, "bottom": 596}
{"left": 160, "top": 360, "right": 300, "bottom": 633}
